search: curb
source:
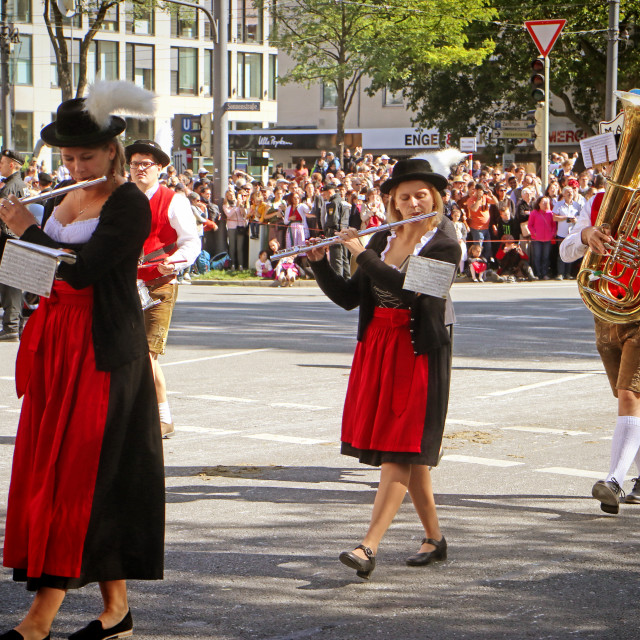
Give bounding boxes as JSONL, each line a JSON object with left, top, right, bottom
{"left": 191, "top": 278, "right": 319, "bottom": 287}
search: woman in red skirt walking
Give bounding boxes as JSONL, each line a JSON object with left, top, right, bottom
{"left": 308, "top": 156, "right": 460, "bottom": 580}
{"left": 0, "top": 84, "right": 164, "bottom": 640}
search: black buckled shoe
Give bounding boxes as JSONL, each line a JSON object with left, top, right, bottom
{"left": 339, "top": 544, "right": 376, "bottom": 580}
{"left": 625, "top": 477, "right": 640, "bottom": 504}
{"left": 592, "top": 478, "right": 625, "bottom": 514}
{"left": 68, "top": 610, "right": 133, "bottom": 640}
{"left": 406, "top": 536, "right": 447, "bottom": 567}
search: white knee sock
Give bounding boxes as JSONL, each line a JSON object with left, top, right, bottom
{"left": 158, "top": 401, "right": 172, "bottom": 424}
{"left": 606, "top": 416, "right": 640, "bottom": 483}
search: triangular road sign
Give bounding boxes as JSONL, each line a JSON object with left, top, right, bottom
{"left": 525, "top": 19, "right": 566, "bottom": 57}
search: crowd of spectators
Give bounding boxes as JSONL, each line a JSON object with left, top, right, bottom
{"left": 18, "top": 147, "right": 605, "bottom": 286}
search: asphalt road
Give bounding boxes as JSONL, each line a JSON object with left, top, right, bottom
{"left": 1, "top": 280, "right": 639, "bottom": 640}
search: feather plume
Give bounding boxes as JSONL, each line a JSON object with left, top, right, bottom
{"left": 84, "top": 81, "right": 157, "bottom": 129}
{"left": 413, "top": 149, "right": 467, "bottom": 180}
{"left": 155, "top": 122, "right": 174, "bottom": 159}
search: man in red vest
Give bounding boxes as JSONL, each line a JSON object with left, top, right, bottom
{"left": 560, "top": 184, "right": 640, "bottom": 514}
{"left": 126, "top": 140, "right": 200, "bottom": 438}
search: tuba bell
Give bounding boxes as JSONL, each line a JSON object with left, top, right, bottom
{"left": 577, "top": 90, "right": 640, "bottom": 323}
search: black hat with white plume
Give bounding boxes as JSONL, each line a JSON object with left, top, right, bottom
{"left": 380, "top": 149, "right": 467, "bottom": 194}
{"left": 41, "top": 81, "right": 156, "bottom": 147}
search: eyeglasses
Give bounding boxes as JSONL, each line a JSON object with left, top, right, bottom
{"left": 129, "top": 160, "right": 158, "bottom": 171}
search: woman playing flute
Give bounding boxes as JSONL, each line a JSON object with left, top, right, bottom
{"left": 307, "top": 157, "right": 460, "bottom": 580}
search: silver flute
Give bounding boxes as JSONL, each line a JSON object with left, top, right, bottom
{"left": 17, "top": 176, "right": 108, "bottom": 205}
{"left": 271, "top": 210, "right": 438, "bottom": 259}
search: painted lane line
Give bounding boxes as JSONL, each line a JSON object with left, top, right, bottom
{"left": 244, "top": 433, "right": 330, "bottom": 445}
{"left": 534, "top": 467, "right": 608, "bottom": 480}
{"left": 270, "top": 402, "right": 330, "bottom": 411}
{"left": 163, "top": 348, "right": 272, "bottom": 367}
{"left": 481, "top": 373, "right": 599, "bottom": 397}
{"left": 447, "top": 419, "right": 494, "bottom": 427}
{"left": 0, "top": 376, "right": 14, "bottom": 381}
{"left": 190, "top": 395, "right": 256, "bottom": 404}
{"left": 502, "top": 426, "right": 591, "bottom": 436}
{"left": 176, "top": 426, "right": 241, "bottom": 435}
{"left": 442, "top": 454, "right": 524, "bottom": 468}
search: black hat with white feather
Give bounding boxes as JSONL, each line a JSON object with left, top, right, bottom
{"left": 41, "top": 81, "right": 156, "bottom": 147}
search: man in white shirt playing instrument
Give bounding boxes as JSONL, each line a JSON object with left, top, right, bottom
{"left": 126, "top": 140, "right": 200, "bottom": 438}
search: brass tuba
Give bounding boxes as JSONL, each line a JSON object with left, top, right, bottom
{"left": 577, "top": 90, "right": 640, "bottom": 323}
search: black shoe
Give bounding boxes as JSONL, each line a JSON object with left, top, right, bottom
{"left": 0, "top": 632, "right": 49, "bottom": 640}
{"left": 68, "top": 610, "right": 132, "bottom": 639}
{"left": 0, "top": 330, "right": 19, "bottom": 342}
{"left": 625, "top": 477, "right": 640, "bottom": 504}
{"left": 592, "top": 479, "right": 624, "bottom": 514}
{"left": 406, "top": 536, "right": 447, "bottom": 567}
{"left": 339, "top": 544, "right": 376, "bottom": 580}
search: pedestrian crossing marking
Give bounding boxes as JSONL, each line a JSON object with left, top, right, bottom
{"left": 442, "top": 454, "right": 524, "bottom": 468}
{"left": 163, "top": 348, "right": 272, "bottom": 367}
{"left": 0, "top": 376, "right": 14, "bottom": 381}
{"left": 480, "top": 373, "right": 599, "bottom": 397}
{"left": 447, "top": 419, "right": 494, "bottom": 427}
{"left": 270, "top": 402, "right": 329, "bottom": 411}
{"left": 503, "top": 426, "right": 591, "bottom": 436}
{"left": 244, "top": 433, "right": 330, "bottom": 445}
{"left": 190, "top": 395, "right": 257, "bottom": 404}
{"left": 535, "top": 467, "right": 605, "bottom": 479}
{"left": 177, "top": 426, "right": 241, "bottom": 435}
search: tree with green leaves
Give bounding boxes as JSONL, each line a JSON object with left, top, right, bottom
{"left": 383, "top": 0, "right": 640, "bottom": 143}
{"left": 265, "top": 0, "right": 495, "bottom": 159}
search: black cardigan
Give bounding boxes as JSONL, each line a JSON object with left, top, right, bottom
{"left": 20, "top": 182, "right": 151, "bottom": 371}
{"left": 311, "top": 227, "right": 461, "bottom": 355}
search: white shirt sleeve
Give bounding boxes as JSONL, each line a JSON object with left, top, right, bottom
{"left": 559, "top": 197, "right": 592, "bottom": 263}
{"left": 168, "top": 192, "right": 202, "bottom": 266}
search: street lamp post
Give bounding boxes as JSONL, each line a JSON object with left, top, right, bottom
{"left": 159, "top": 0, "right": 228, "bottom": 204}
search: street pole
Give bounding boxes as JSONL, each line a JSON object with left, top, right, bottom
{"left": 543, "top": 55, "right": 549, "bottom": 191}
{"left": 158, "top": 0, "right": 228, "bottom": 205}
{"left": 0, "top": 0, "right": 12, "bottom": 149}
{"left": 605, "top": 0, "right": 619, "bottom": 121}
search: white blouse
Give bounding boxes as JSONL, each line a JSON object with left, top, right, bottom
{"left": 44, "top": 209, "right": 100, "bottom": 244}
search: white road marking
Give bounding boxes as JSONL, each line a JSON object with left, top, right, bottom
{"left": 176, "top": 426, "right": 241, "bottom": 435}
{"left": 555, "top": 351, "right": 600, "bottom": 357}
{"left": 5, "top": 409, "right": 20, "bottom": 413}
{"left": 442, "top": 454, "right": 524, "bottom": 467}
{"left": 270, "top": 402, "right": 329, "bottom": 411}
{"left": 481, "top": 373, "right": 599, "bottom": 397}
{"left": 244, "top": 433, "right": 330, "bottom": 445}
{"left": 190, "top": 395, "right": 256, "bottom": 404}
{"left": 535, "top": 467, "right": 606, "bottom": 479}
{"left": 0, "top": 376, "right": 14, "bottom": 381}
{"left": 503, "top": 426, "right": 591, "bottom": 436}
{"left": 163, "top": 348, "right": 272, "bottom": 367}
{"left": 446, "top": 419, "right": 494, "bottom": 427}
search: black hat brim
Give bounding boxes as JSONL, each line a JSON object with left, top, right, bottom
{"left": 380, "top": 171, "right": 448, "bottom": 194}
{"left": 125, "top": 142, "right": 171, "bottom": 168}
{"left": 40, "top": 117, "right": 126, "bottom": 148}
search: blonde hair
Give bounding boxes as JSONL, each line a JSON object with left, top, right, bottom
{"left": 387, "top": 181, "right": 444, "bottom": 226}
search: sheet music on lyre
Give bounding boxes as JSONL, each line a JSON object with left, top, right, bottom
{"left": 0, "top": 239, "right": 76, "bottom": 297}
{"left": 580, "top": 132, "right": 618, "bottom": 169}
{"left": 402, "top": 255, "right": 456, "bottom": 299}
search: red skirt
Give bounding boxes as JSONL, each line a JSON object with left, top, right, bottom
{"left": 342, "top": 308, "right": 429, "bottom": 454}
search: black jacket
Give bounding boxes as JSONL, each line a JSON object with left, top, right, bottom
{"left": 311, "top": 226, "right": 461, "bottom": 355}
{"left": 21, "top": 182, "right": 151, "bottom": 371}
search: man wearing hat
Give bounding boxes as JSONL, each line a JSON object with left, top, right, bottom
{"left": 320, "top": 183, "right": 351, "bottom": 278}
{"left": 0, "top": 149, "right": 27, "bottom": 340}
{"left": 126, "top": 139, "right": 200, "bottom": 438}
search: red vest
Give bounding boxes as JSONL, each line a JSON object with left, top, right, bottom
{"left": 138, "top": 185, "right": 178, "bottom": 283}
{"left": 590, "top": 191, "right": 605, "bottom": 225}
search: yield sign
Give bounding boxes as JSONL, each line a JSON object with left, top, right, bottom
{"left": 525, "top": 19, "right": 566, "bottom": 57}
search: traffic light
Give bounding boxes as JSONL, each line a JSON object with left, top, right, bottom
{"left": 200, "top": 113, "right": 212, "bottom": 157}
{"left": 531, "top": 57, "right": 545, "bottom": 102}
{"left": 533, "top": 102, "right": 544, "bottom": 151}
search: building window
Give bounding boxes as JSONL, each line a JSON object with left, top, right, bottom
{"left": 13, "top": 112, "right": 33, "bottom": 154}
{"left": 123, "top": 117, "right": 154, "bottom": 147}
{"left": 9, "top": 0, "right": 31, "bottom": 23}
{"left": 237, "top": 52, "right": 262, "bottom": 98}
{"left": 50, "top": 39, "right": 81, "bottom": 88}
{"left": 321, "top": 81, "right": 337, "bottom": 109}
{"left": 239, "top": 0, "right": 263, "bottom": 43}
{"left": 383, "top": 87, "right": 404, "bottom": 107}
{"left": 125, "top": 1, "right": 154, "bottom": 35}
{"left": 203, "top": 48, "right": 212, "bottom": 97}
{"left": 171, "top": 7, "right": 198, "bottom": 39}
{"left": 99, "top": 3, "right": 119, "bottom": 31}
{"left": 171, "top": 47, "right": 197, "bottom": 95}
{"left": 87, "top": 40, "right": 119, "bottom": 83}
{"left": 127, "top": 43, "right": 154, "bottom": 90}
{"left": 268, "top": 54, "right": 277, "bottom": 100}
{"left": 11, "top": 33, "right": 32, "bottom": 85}
{"left": 49, "top": 3, "right": 81, "bottom": 27}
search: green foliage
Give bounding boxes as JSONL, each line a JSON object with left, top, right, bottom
{"left": 399, "top": 0, "right": 640, "bottom": 141}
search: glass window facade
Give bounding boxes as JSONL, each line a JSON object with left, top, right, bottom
{"left": 87, "top": 40, "right": 119, "bottom": 83}
{"left": 125, "top": 1, "right": 154, "bottom": 35}
{"left": 99, "top": 4, "right": 119, "bottom": 31}
{"left": 171, "top": 47, "right": 198, "bottom": 95}
{"left": 268, "top": 53, "right": 277, "bottom": 100}
{"left": 127, "top": 43, "right": 155, "bottom": 90}
{"left": 9, "top": 0, "right": 31, "bottom": 23}
{"left": 237, "top": 52, "right": 262, "bottom": 99}
{"left": 50, "top": 38, "right": 81, "bottom": 88}
{"left": 171, "top": 7, "right": 198, "bottom": 39}
{"left": 13, "top": 112, "right": 33, "bottom": 154}
{"left": 321, "top": 82, "right": 337, "bottom": 108}
{"left": 203, "top": 48, "right": 212, "bottom": 97}
{"left": 383, "top": 87, "right": 404, "bottom": 107}
{"left": 11, "top": 33, "right": 32, "bottom": 85}
{"left": 239, "top": 0, "right": 263, "bottom": 43}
